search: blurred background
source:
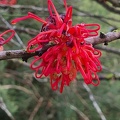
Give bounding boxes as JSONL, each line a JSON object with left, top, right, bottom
{"left": 0, "top": 0, "right": 120, "bottom": 120}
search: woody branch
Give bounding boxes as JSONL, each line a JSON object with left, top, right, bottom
{"left": 0, "top": 31, "right": 120, "bottom": 61}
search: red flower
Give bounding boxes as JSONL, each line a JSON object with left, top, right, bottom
{"left": 11, "top": 0, "right": 102, "bottom": 93}
{"left": 0, "top": 30, "right": 15, "bottom": 51}
{"left": 0, "top": 0, "right": 17, "bottom": 5}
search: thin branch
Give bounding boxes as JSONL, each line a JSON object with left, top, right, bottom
{"left": 98, "top": 74, "right": 120, "bottom": 80}
{"left": 96, "top": 45, "right": 120, "bottom": 56}
{"left": 0, "top": 4, "right": 48, "bottom": 12}
{"left": 71, "top": 81, "right": 89, "bottom": 108}
{"left": 0, "top": 25, "right": 39, "bottom": 36}
{"left": 102, "top": 65, "right": 120, "bottom": 77}
{"left": 0, "top": 85, "right": 33, "bottom": 95}
{"left": 68, "top": 103, "right": 89, "bottom": 120}
{"left": 28, "top": 97, "right": 43, "bottom": 120}
{"left": 2, "top": 70, "right": 42, "bottom": 100}
{"left": 1, "top": 4, "right": 119, "bottom": 24}
{"left": 0, "top": 97, "right": 15, "bottom": 120}
{"left": 58, "top": 2, "right": 119, "bottom": 27}
{"left": 78, "top": 75, "right": 120, "bottom": 81}
{"left": 0, "top": 14, "right": 25, "bottom": 48}
{"left": 108, "top": 0, "right": 120, "bottom": 7}
{"left": 74, "top": 11, "right": 120, "bottom": 23}
{"left": 0, "top": 44, "right": 54, "bottom": 60}
{"left": 74, "top": 12, "right": 116, "bottom": 27}
{"left": 0, "top": 84, "right": 39, "bottom": 108}
{"left": 83, "top": 83, "right": 106, "bottom": 120}
{"left": 94, "top": 0, "right": 120, "bottom": 14}
{"left": 0, "top": 31, "right": 120, "bottom": 61}
{"left": 58, "top": 102, "right": 89, "bottom": 120}
{"left": 0, "top": 49, "right": 36, "bottom": 60}
{"left": 85, "top": 31, "right": 120, "bottom": 45}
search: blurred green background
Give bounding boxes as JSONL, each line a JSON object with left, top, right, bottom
{"left": 0, "top": 0, "right": 120, "bottom": 120}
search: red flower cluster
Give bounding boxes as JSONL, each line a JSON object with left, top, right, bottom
{"left": 0, "top": 30, "right": 15, "bottom": 51}
{"left": 11, "top": 0, "right": 102, "bottom": 93}
{"left": 0, "top": 0, "right": 16, "bottom": 5}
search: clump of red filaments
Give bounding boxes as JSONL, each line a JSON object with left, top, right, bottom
{"left": 11, "top": 0, "right": 102, "bottom": 93}
{"left": 0, "top": 30, "right": 15, "bottom": 51}
{"left": 0, "top": 0, "right": 16, "bottom": 5}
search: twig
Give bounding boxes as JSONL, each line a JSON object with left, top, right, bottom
{"left": 1, "top": 4, "right": 119, "bottom": 24}
{"left": 0, "top": 14, "right": 25, "bottom": 48}
{"left": 72, "top": 6, "right": 119, "bottom": 27}
{"left": 71, "top": 81, "right": 89, "bottom": 108}
{"left": 0, "top": 97, "right": 15, "bottom": 120}
{"left": 1, "top": 70, "right": 43, "bottom": 100}
{"left": 1, "top": 83, "right": 40, "bottom": 102}
{"left": 0, "top": 25, "right": 39, "bottom": 36}
{"left": 28, "top": 97, "right": 43, "bottom": 120}
{"left": 98, "top": 74, "right": 120, "bottom": 80}
{"left": 0, "top": 49, "right": 35, "bottom": 60}
{"left": 0, "top": 44, "right": 54, "bottom": 60}
{"left": 59, "top": 1, "right": 119, "bottom": 27}
{"left": 0, "top": 4, "right": 48, "bottom": 12}
{"left": 85, "top": 31, "right": 120, "bottom": 45}
{"left": 108, "top": 0, "right": 120, "bottom": 7}
{"left": 0, "top": 85, "right": 33, "bottom": 95}
{"left": 96, "top": 45, "right": 120, "bottom": 56}
{"left": 0, "top": 31, "right": 120, "bottom": 61}
{"left": 68, "top": 103, "right": 89, "bottom": 120}
{"left": 57, "top": 102, "right": 89, "bottom": 120}
{"left": 74, "top": 10, "right": 120, "bottom": 23}
{"left": 94, "top": 0, "right": 120, "bottom": 14}
{"left": 83, "top": 83, "right": 106, "bottom": 120}
{"left": 102, "top": 65, "right": 120, "bottom": 77}
{"left": 75, "top": 11, "right": 116, "bottom": 27}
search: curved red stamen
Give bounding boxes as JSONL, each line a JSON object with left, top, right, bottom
{"left": 35, "top": 68, "right": 45, "bottom": 78}
{"left": 47, "top": 0, "right": 62, "bottom": 25}
{"left": 64, "top": 6, "right": 72, "bottom": 23}
{"left": 43, "top": 58, "right": 54, "bottom": 75}
{"left": 63, "top": 0, "right": 68, "bottom": 10}
{"left": 50, "top": 76, "right": 61, "bottom": 90}
{"left": 27, "top": 38, "right": 42, "bottom": 52}
{"left": 30, "top": 56, "right": 42, "bottom": 70}
{"left": 11, "top": 12, "right": 47, "bottom": 24}
{"left": 85, "top": 23, "right": 100, "bottom": 36}
{"left": 0, "top": 30, "right": 15, "bottom": 45}
{"left": 57, "top": 23, "right": 66, "bottom": 37}
{"left": 66, "top": 50, "right": 71, "bottom": 70}
{"left": 85, "top": 23, "right": 100, "bottom": 31}
{"left": 75, "top": 57, "right": 88, "bottom": 80}
{"left": 73, "top": 38, "right": 79, "bottom": 54}
{"left": 11, "top": 16, "right": 30, "bottom": 24}
{"left": 56, "top": 53, "right": 62, "bottom": 72}
{"left": 28, "top": 12, "right": 47, "bottom": 24}
{"left": 91, "top": 73, "right": 100, "bottom": 86}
